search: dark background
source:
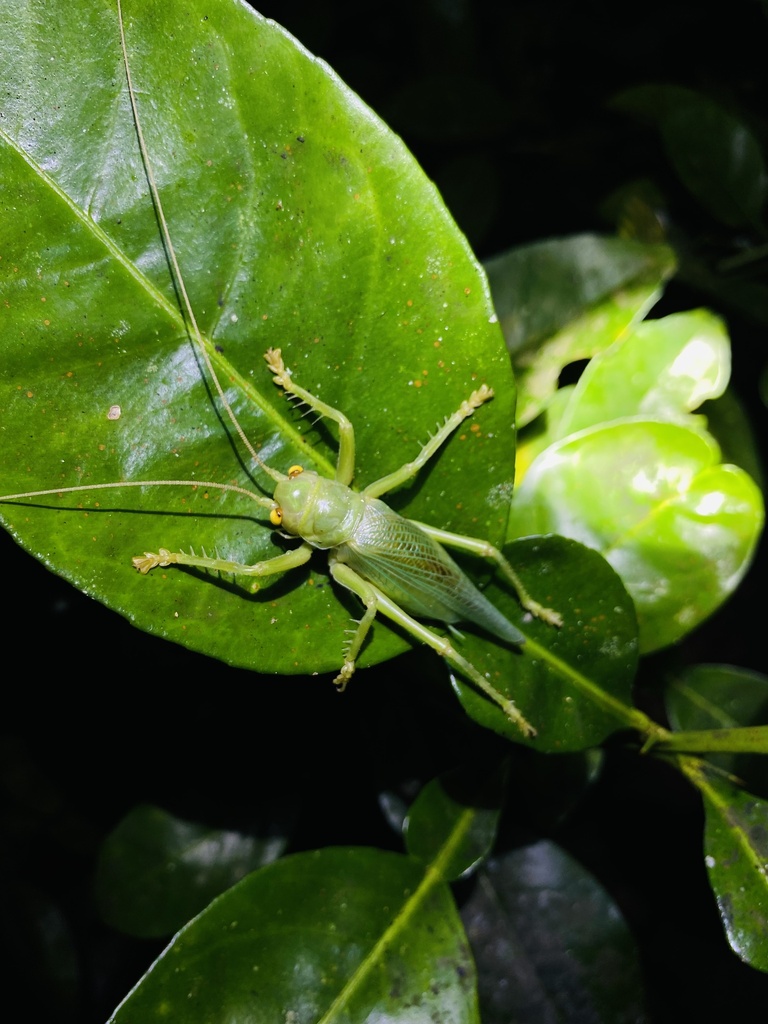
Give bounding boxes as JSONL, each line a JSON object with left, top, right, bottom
{"left": 3, "top": 1, "right": 768, "bottom": 1021}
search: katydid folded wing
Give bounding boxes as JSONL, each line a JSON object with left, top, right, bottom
{"left": 334, "top": 497, "right": 526, "bottom": 645}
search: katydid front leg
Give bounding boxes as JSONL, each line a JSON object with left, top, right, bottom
{"left": 132, "top": 542, "right": 313, "bottom": 584}
{"left": 264, "top": 348, "right": 355, "bottom": 486}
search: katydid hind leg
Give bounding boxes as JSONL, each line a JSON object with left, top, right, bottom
{"left": 328, "top": 562, "right": 379, "bottom": 691}
{"left": 414, "top": 521, "right": 563, "bottom": 628}
{"left": 330, "top": 561, "right": 536, "bottom": 737}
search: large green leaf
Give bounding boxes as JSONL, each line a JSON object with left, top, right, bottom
{"left": 108, "top": 846, "right": 479, "bottom": 1023}
{"left": 0, "top": 0, "right": 514, "bottom": 675}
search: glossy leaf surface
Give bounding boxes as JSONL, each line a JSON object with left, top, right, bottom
{"left": 95, "top": 804, "right": 288, "bottom": 938}
{"left": 689, "top": 766, "right": 768, "bottom": 973}
{"left": 109, "top": 847, "right": 479, "bottom": 1023}
{"left": 550, "top": 309, "right": 731, "bottom": 439}
{"left": 451, "top": 536, "right": 646, "bottom": 752}
{"left": 463, "top": 841, "right": 646, "bottom": 1023}
{"left": 0, "top": 0, "right": 512, "bottom": 676}
{"left": 492, "top": 236, "right": 764, "bottom": 653}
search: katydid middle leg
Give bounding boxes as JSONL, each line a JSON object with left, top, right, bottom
{"left": 133, "top": 541, "right": 313, "bottom": 586}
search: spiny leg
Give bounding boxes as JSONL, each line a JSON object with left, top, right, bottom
{"left": 133, "top": 542, "right": 313, "bottom": 589}
{"left": 330, "top": 561, "right": 536, "bottom": 737}
{"left": 264, "top": 348, "right": 355, "bottom": 486}
{"left": 362, "top": 384, "right": 494, "bottom": 500}
{"left": 412, "top": 522, "right": 563, "bottom": 627}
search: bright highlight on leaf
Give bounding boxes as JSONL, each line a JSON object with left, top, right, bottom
{"left": 493, "top": 242, "right": 764, "bottom": 653}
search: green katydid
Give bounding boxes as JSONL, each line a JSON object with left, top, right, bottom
{"left": 128, "top": 345, "right": 561, "bottom": 736}
{"left": 0, "top": 0, "right": 561, "bottom": 736}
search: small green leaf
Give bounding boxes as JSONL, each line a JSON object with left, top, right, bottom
{"left": 508, "top": 422, "right": 764, "bottom": 652}
{"left": 95, "top": 804, "right": 288, "bottom": 938}
{"left": 463, "top": 842, "right": 647, "bottom": 1023}
{"left": 108, "top": 847, "right": 479, "bottom": 1023}
{"left": 684, "top": 764, "right": 768, "bottom": 973}
{"left": 453, "top": 536, "right": 647, "bottom": 752}
{"left": 404, "top": 768, "right": 503, "bottom": 881}
{"left": 485, "top": 234, "right": 675, "bottom": 426}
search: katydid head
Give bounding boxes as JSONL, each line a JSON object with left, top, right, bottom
{"left": 272, "top": 466, "right": 363, "bottom": 549}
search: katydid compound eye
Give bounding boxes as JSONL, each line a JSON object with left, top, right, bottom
{"left": 270, "top": 507, "right": 283, "bottom": 526}
{"left": 288, "top": 465, "right": 304, "bottom": 478}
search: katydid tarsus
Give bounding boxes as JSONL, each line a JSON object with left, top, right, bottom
{"left": 0, "top": 0, "right": 561, "bottom": 737}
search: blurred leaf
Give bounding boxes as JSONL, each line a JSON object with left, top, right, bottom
{"left": 485, "top": 234, "right": 675, "bottom": 426}
{"left": 485, "top": 234, "right": 674, "bottom": 354}
{"left": 462, "top": 841, "right": 647, "bottom": 1024}
{"left": 95, "top": 804, "right": 288, "bottom": 939}
{"left": 613, "top": 85, "right": 768, "bottom": 229}
{"left": 676, "top": 248, "right": 768, "bottom": 329}
{"left": 667, "top": 665, "right": 768, "bottom": 733}
{"left": 0, "top": 0, "right": 513, "bottom": 678}
{"left": 601, "top": 178, "right": 669, "bottom": 244}
{"left": 508, "top": 422, "right": 764, "bottom": 653}
{"left": 404, "top": 767, "right": 504, "bottom": 881}
{"left": 109, "top": 847, "right": 479, "bottom": 1023}
{"left": 0, "top": 883, "right": 79, "bottom": 1020}
{"left": 682, "top": 763, "right": 768, "bottom": 973}
{"left": 453, "top": 536, "right": 649, "bottom": 752}
{"left": 705, "top": 389, "right": 766, "bottom": 492}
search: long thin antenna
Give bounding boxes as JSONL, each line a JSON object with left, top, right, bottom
{"left": 116, "top": 0, "right": 284, "bottom": 483}
{"left": 0, "top": 478, "right": 274, "bottom": 508}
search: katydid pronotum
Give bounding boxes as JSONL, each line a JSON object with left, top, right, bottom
{"left": 0, "top": 0, "right": 561, "bottom": 737}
